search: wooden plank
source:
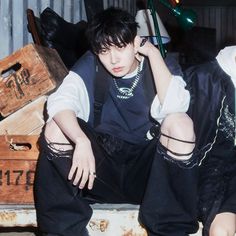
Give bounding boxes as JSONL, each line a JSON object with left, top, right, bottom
{"left": 0, "top": 160, "right": 36, "bottom": 204}
{"left": 0, "top": 96, "right": 46, "bottom": 135}
{"left": 0, "top": 135, "right": 39, "bottom": 160}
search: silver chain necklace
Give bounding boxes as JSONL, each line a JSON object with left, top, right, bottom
{"left": 113, "top": 62, "right": 141, "bottom": 99}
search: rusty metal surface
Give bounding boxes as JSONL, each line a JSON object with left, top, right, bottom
{"left": 0, "top": 204, "right": 203, "bottom": 236}
{"left": 0, "top": 205, "right": 146, "bottom": 234}
{"left": 89, "top": 219, "right": 109, "bottom": 232}
{"left": 0, "top": 208, "right": 36, "bottom": 227}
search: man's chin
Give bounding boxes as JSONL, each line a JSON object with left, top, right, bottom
{"left": 110, "top": 71, "right": 126, "bottom": 78}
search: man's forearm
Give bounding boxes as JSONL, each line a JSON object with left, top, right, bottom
{"left": 147, "top": 47, "right": 172, "bottom": 104}
{"left": 53, "top": 110, "right": 88, "bottom": 144}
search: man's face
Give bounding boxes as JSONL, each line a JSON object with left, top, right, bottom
{"left": 97, "top": 42, "right": 138, "bottom": 77}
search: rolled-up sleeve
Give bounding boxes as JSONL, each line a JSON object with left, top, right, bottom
{"left": 151, "top": 75, "right": 190, "bottom": 123}
{"left": 47, "top": 71, "right": 90, "bottom": 122}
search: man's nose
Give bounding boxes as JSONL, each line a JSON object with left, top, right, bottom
{"left": 110, "top": 50, "right": 119, "bottom": 64}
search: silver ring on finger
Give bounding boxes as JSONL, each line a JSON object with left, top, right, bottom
{"left": 89, "top": 171, "right": 96, "bottom": 177}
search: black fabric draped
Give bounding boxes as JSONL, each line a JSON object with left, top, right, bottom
{"left": 184, "top": 60, "right": 236, "bottom": 235}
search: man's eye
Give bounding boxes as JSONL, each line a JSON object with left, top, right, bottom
{"left": 116, "top": 45, "right": 125, "bottom": 50}
{"left": 100, "top": 49, "right": 108, "bottom": 55}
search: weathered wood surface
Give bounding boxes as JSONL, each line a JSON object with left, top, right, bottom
{"left": 0, "top": 43, "right": 68, "bottom": 117}
{"left": 0, "top": 135, "right": 39, "bottom": 204}
{"left": 0, "top": 96, "right": 46, "bottom": 135}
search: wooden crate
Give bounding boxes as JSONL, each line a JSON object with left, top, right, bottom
{"left": 0, "top": 95, "right": 47, "bottom": 135}
{"left": 0, "top": 43, "right": 68, "bottom": 117}
{"left": 0, "top": 135, "right": 39, "bottom": 204}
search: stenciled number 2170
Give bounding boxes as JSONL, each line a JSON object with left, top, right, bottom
{"left": 0, "top": 169, "right": 35, "bottom": 190}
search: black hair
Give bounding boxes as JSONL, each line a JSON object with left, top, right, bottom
{"left": 86, "top": 7, "right": 138, "bottom": 54}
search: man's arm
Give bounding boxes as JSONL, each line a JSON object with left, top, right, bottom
{"left": 45, "top": 69, "right": 95, "bottom": 190}
{"left": 52, "top": 110, "right": 96, "bottom": 190}
{"left": 136, "top": 36, "right": 172, "bottom": 104}
{"left": 135, "top": 36, "right": 190, "bottom": 123}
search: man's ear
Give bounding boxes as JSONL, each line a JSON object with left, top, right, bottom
{"left": 134, "top": 36, "right": 142, "bottom": 61}
{"left": 134, "top": 36, "right": 140, "bottom": 53}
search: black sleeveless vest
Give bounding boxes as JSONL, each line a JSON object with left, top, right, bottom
{"left": 71, "top": 51, "right": 157, "bottom": 144}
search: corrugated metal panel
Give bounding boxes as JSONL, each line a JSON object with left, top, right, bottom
{"left": 0, "top": 0, "right": 136, "bottom": 60}
{"left": 0, "top": 0, "right": 12, "bottom": 59}
{"left": 104, "top": 0, "right": 136, "bottom": 14}
{"left": 185, "top": 6, "right": 236, "bottom": 49}
{"left": 0, "top": 0, "right": 86, "bottom": 60}
{"left": 1, "top": 1, "right": 235, "bottom": 60}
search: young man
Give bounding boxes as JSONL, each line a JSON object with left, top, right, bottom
{"left": 34, "top": 7, "right": 198, "bottom": 236}
{"left": 184, "top": 46, "right": 236, "bottom": 236}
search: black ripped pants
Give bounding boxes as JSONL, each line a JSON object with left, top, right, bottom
{"left": 34, "top": 119, "right": 199, "bottom": 236}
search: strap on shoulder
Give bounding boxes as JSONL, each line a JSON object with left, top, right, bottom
{"left": 142, "top": 59, "right": 156, "bottom": 106}
{"left": 93, "top": 58, "right": 110, "bottom": 127}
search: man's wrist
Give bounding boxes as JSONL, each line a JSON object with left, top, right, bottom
{"left": 75, "top": 136, "right": 90, "bottom": 145}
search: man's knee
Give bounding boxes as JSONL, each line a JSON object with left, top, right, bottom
{"left": 161, "top": 113, "right": 195, "bottom": 141}
{"left": 209, "top": 213, "right": 236, "bottom": 236}
{"left": 210, "top": 224, "right": 234, "bottom": 236}
{"left": 160, "top": 113, "right": 195, "bottom": 160}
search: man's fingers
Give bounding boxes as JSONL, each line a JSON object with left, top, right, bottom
{"left": 69, "top": 150, "right": 96, "bottom": 189}
{"left": 73, "top": 168, "right": 83, "bottom": 186}
{"left": 68, "top": 164, "right": 77, "bottom": 180}
{"left": 79, "top": 169, "right": 89, "bottom": 189}
{"left": 69, "top": 167, "right": 96, "bottom": 189}
{"left": 88, "top": 171, "right": 96, "bottom": 190}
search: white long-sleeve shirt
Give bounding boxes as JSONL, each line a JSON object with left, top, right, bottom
{"left": 216, "top": 46, "right": 236, "bottom": 88}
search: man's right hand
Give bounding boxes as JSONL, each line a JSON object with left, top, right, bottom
{"left": 68, "top": 137, "right": 96, "bottom": 190}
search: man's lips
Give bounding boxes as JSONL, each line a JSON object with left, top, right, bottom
{"left": 112, "top": 67, "right": 123, "bottom": 73}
